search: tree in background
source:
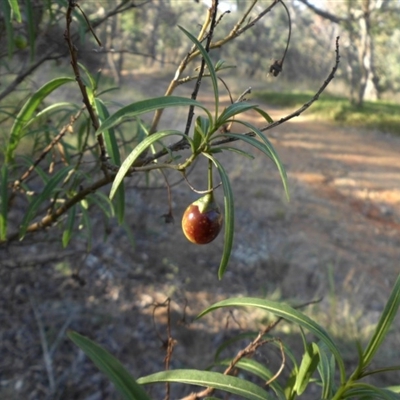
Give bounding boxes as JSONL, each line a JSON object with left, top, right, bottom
{"left": 297, "top": 0, "right": 400, "bottom": 106}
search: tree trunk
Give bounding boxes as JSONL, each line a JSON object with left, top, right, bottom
{"left": 356, "top": 2, "right": 380, "bottom": 105}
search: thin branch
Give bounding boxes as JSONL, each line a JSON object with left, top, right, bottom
{"left": 183, "top": 0, "right": 219, "bottom": 136}
{"left": 0, "top": 0, "right": 143, "bottom": 102}
{"left": 296, "top": 0, "right": 345, "bottom": 24}
{"left": 13, "top": 107, "right": 85, "bottom": 190}
{"left": 213, "top": 36, "right": 341, "bottom": 146}
{"left": 182, "top": 170, "right": 221, "bottom": 194}
{"left": 148, "top": 0, "right": 280, "bottom": 135}
{"left": 65, "top": 1, "right": 107, "bottom": 163}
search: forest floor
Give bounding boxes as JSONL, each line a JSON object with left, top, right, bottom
{"left": 1, "top": 71, "right": 400, "bottom": 399}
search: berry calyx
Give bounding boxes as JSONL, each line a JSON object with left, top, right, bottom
{"left": 181, "top": 192, "right": 223, "bottom": 245}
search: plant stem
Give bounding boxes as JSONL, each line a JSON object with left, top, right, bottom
{"left": 207, "top": 158, "right": 213, "bottom": 192}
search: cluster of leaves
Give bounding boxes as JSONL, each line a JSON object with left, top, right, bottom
{"left": 69, "top": 273, "right": 400, "bottom": 399}
{"left": 0, "top": 0, "right": 290, "bottom": 280}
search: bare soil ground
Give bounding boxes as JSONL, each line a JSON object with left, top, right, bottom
{"left": 1, "top": 73, "right": 400, "bottom": 399}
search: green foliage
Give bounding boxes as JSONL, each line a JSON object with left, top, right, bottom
{"left": 69, "top": 273, "right": 400, "bottom": 399}
{"left": 5, "top": 77, "right": 75, "bottom": 164}
{"left": 68, "top": 331, "right": 152, "bottom": 400}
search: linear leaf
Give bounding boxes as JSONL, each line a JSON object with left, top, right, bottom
{"left": 97, "top": 96, "right": 211, "bottom": 135}
{"left": 193, "top": 115, "right": 209, "bottom": 151}
{"left": 214, "top": 358, "right": 285, "bottom": 400}
{"left": 1, "top": 0, "right": 14, "bottom": 57}
{"left": 293, "top": 342, "right": 320, "bottom": 395}
{"left": 361, "top": 365, "right": 400, "bottom": 378}
{"left": 362, "top": 273, "right": 400, "bottom": 367}
{"left": 197, "top": 297, "right": 346, "bottom": 384}
{"left": 80, "top": 201, "right": 92, "bottom": 251}
{"left": 217, "top": 103, "right": 259, "bottom": 126}
{"left": 62, "top": 205, "right": 76, "bottom": 248}
{"left": 95, "top": 98, "right": 125, "bottom": 224}
{"left": 178, "top": 25, "right": 219, "bottom": 119}
{"left": 222, "top": 120, "right": 289, "bottom": 201}
{"left": 95, "top": 98, "right": 121, "bottom": 164}
{"left": 88, "top": 192, "right": 115, "bottom": 219}
{"left": 24, "top": 102, "right": 80, "bottom": 129}
{"left": 212, "top": 146, "right": 255, "bottom": 159}
{"left": 68, "top": 331, "right": 151, "bottom": 400}
{"left": 253, "top": 106, "right": 274, "bottom": 124}
{"left": 6, "top": 77, "right": 75, "bottom": 164}
{"left": 315, "top": 341, "right": 336, "bottom": 399}
{"left": 19, "top": 167, "right": 73, "bottom": 239}
{"left": 138, "top": 369, "right": 274, "bottom": 400}
{"left": 342, "top": 383, "right": 400, "bottom": 400}
{"left": 203, "top": 154, "right": 234, "bottom": 280}
{"left": 219, "top": 133, "right": 273, "bottom": 161}
{"left": 109, "top": 131, "right": 191, "bottom": 200}
{"left": 8, "top": 0, "right": 21, "bottom": 22}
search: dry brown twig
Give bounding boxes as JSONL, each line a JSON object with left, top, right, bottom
{"left": 12, "top": 107, "right": 86, "bottom": 190}
{"left": 151, "top": 298, "right": 177, "bottom": 400}
{"left": 64, "top": 0, "right": 107, "bottom": 163}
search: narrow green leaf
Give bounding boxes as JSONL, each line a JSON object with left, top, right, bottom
{"left": 109, "top": 131, "right": 192, "bottom": 200}
{"left": 253, "top": 107, "right": 274, "bottom": 124}
{"left": 386, "top": 386, "right": 400, "bottom": 394}
{"left": 219, "top": 133, "right": 273, "bottom": 161}
{"left": 68, "top": 331, "right": 151, "bottom": 400}
{"left": 8, "top": 0, "right": 21, "bottom": 22}
{"left": 97, "top": 96, "right": 211, "bottom": 135}
{"left": 203, "top": 154, "right": 234, "bottom": 280}
{"left": 138, "top": 369, "right": 274, "bottom": 400}
{"left": 6, "top": 77, "right": 75, "bottom": 164}
{"left": 342, "top": 383, "right": 400, "bottom": 400}
{"left": 80, "top": 201, "right": 92, "bottom": 251}
{"left": 1, "top": 0, "right": 14, "bottom": 57}
{"left": 19, "top": 167, "right": 73, "bottom": 239}
{"left": 315, "top": 341, "right": 336, "bottom": 399}
{"left": 95, "top": 98, "right": 121, "bottom": 164}
{"left": 193, "top": 116, "right": 209, "bottom": 150}
{"left": 214, "top": 59, "right": 235, "bottom": 72}
{"left": 62, "top": 205, "right": 76, "bottom": 248}
{"left": 88, "top": 192, "right": 115, "bottom": 219}
{"left": 293, "top": 342, "right": 320, "bottom": 395}
{"left": 284, "top": 367, "right": 297, "bottom": 399}
{"left": 214, "top": 358, "right": 285, "bottom": 400}
{"left": 221, "top": 120, "right": 289, "bottom": 201}
{"left": 197, "top": 297, "right": 346, "bottom": 384}
{"left": 361, "top": 365, "right": 400, "bottom": 378}
{"left": 0, "top": 165, "right": 9, "bottom": 241}
{"left": 95, "top": 98, "right": 125, "bottom": 224}
{"left": 362, "top": 273, "right": 400, "bottom": 367}
{"left": 178, "top": 25, "right": 219, "bottom": 119}
{"left": 212, "top": 146, "right": 255, "bottom": 159}
{"left": 78, "top": 62, "right": 97, "bottom": 91}
{"left": 217, "top": 103, "right": 259, "bottom": 126}
{"left": 24, "top": 102, "right": 80, "bottom": 129}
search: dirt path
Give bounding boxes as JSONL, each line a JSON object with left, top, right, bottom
{"left": 255, "top": 109, "right": 400, "bottom": 306}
